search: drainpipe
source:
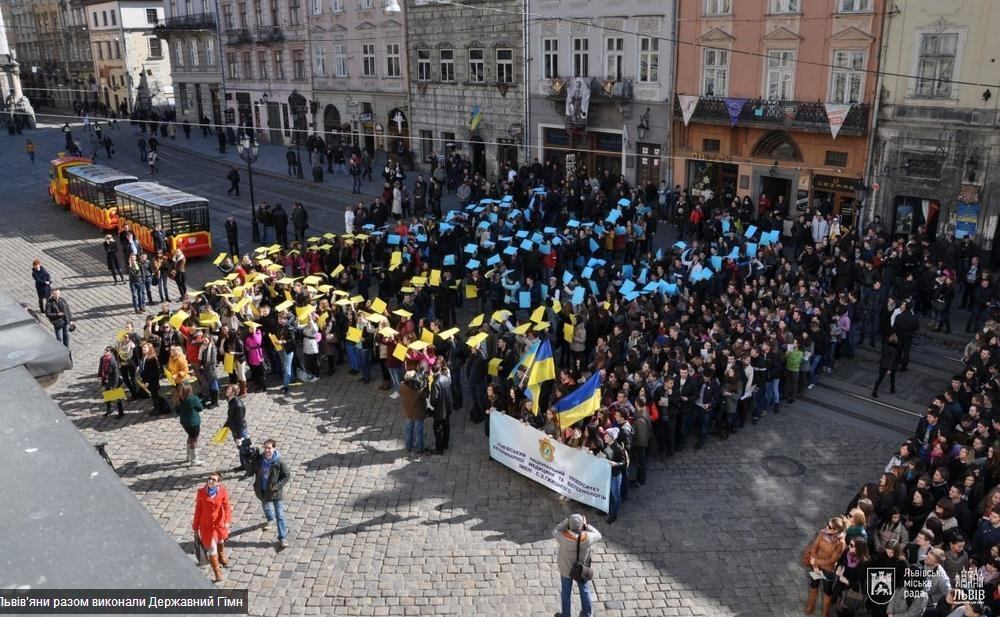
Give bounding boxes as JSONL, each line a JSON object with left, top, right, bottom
{"left": 668, "top": 0, "right": 679, "bottom": 187}
{"left": 861, "top": 0, "right": 890, "bottom": 236}
{"left": 522, "top": 0, "right": 529, "bottom": 166}
{"left": 214, "top": 0, "right": 228, "bottom": 130}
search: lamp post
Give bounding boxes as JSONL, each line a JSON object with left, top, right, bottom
{"left": 853, "top": 180, "right": 869, "bottom": 238}
{"left": 237, "top": 133, "right": 261, "bottom": 243}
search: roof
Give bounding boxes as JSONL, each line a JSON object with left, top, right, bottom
{"left": 48, "top": 156, "right": 91, "bottom": 167}
{"left": 65, "top": 164, "right": 138, "bottom": 185}
{"left": 0, "top": 290, "right": 72, "bottom": 383}
{"left": 115, "top": 182, "right": 210, "bottom": 208}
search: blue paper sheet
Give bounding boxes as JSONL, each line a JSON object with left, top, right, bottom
{"left": 519, "top": 239, "right": 533, "bottom": 251}
{"left": 571, "top": 287, "right": 585, "bottom": 305}
{"left": 662, "top": 282, "right": 678, "bottom": 296}
{"left": 643, "top": 281, "right": 659, "bottom": 293}
{"left": 589, "top": 238, "right": 600, "bottom": 253}
{"left": 567, "top": 219, "right": 580, "bottom": 228}
{"left": 503, "top": 246, "right": 518, "bottom": 256}
{"left": 466, "top": 259, "right": 481, "bottom": 269}
{"left": 623, "top": 291, "right": 640, "bottom": 302}
{"left": 618, "top": 198, "right": 630, "bottom": 207}
{"left": 727, "top": 247, "right": 740, "bottom": 260}
{"left": 531, "top": 233, "right": 544, "bottom": 244}
{"left": 638, "top": 268, "right": 648, "bottom": 284}
{"left": 563, "top": 271, "right": 574, "bottom": 285}
{"left": 621, "top": 280, "right": 636, "bottom": 294}
{"left": 711, "top": 256, "right": 723, "bottom": 271}
{"left": 606, "top": 209, "right": 621, "bottom": 223}
{"left": 487, "top": 254, "right": 501, "bottom": 266}
{"left": 438, "top": 223, "right": 453, "bottom": 233}
{"left": 519, "top": 292, "right": 531, "bottom": 309}
{"left": 539, "top": 244, "right": 551, "bottom": 255}
{"left": 589, "top": 281, "right": 599, "bottom": 295}
{"left": 443, "top": 255, "right": 456, "bottom": 266}
{"left": 747, "top": 243, "right": 758, "bottom": 258}
{"left": 622, "top": 265, "right": 633, "bottom": 279}
{"left": 478, "top": 221, "right": 491, "bottom": 230}
{"left": 673, "top": 241, "right": 687, "bottom": 250}
{"left": 744, "top": 225, "right": 757, "bottom": 238}
{"left": 464, "top": 243, "right": 478, "bottom": 254}
{"left": 722, "top": 220, "right": 731, "bottom": 233}
{"left": 581, "top": 266, "right": 593, "bottom": 279}
{"left": 387, "top": 234, "right": 401, "bottom": 245}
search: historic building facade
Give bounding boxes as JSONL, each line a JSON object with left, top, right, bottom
{"left": 309, "top": 0, "right": 410, "bottom": 158}
{"left": 405, "top": 0, "right": 525, "bottom": 176}
{"left": 154, "top": 0, "right": 225, "bottom": 125}
{"left": 672, "top": 0, "right": 884, "bottom": 230}
{"left": 871, "top": 1, "right": 1000, "bottom": 260}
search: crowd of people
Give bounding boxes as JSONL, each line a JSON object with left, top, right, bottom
{"left": 34, "top": 139, "right": 1000, "bottom": 592}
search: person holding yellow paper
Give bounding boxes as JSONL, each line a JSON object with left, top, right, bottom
{"left": 98, "top": 346, "right": 125, "bottom": 417}
{"left": 173, "top": 382, "right": 205, "bottom": 466}
{"left": 277, "top": 311, "right": 298, "bottom": 394}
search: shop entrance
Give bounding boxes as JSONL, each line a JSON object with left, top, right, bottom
{"left": 761, "top": 175, "right": 792, "bottom": 216}
{"left": 470, "top": 135, "right": 486, "bottom": 176}
{"left": 892, "top": 196, "right": 940, "bottom": 241}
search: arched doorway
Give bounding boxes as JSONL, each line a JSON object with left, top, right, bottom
{"left": 470, "top": 135, "right": 486, "bottom": 176}
{"left": 751, "top": 130, "right": 803, "bottom": 217}
{"left": 323, "top": 104, "right": 341, "bottom": 144}
{"left": 750, "top": 130, "right": 803, "bottom": 161}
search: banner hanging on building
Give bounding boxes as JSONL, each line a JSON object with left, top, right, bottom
{"left": 489, "top": 413, "right": 611, "bottom": 512}
{"left": 678, "top": 95, "right": 700, "bottom": 127}
{"left": 724, "top": 98, "right": 747, "bottom": 126}
{"left": 824, "top": 103, "right": 853, "bottom": 139}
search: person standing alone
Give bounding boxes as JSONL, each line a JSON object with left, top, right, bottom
{"left": 253, "top": 439, "right": 291, "bottom": 549}
{"left": 552, "top": 513, "right": 602, "bottom": 617}
{"left": 227, "top": 167, "right": 240, "bottom": 196}
{"left": 225, "top": 217, "right": 240, "bottom": 259}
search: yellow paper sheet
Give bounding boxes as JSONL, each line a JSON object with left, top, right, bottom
{"left": 346, "top": 327, "right": 362, "bottom": 343}
{"left": 296, "top": 305, "right": 315, "bottom": 324}
{"left": 223, "top": 353, "right": 235, "bottom": 374}
{"left": 408, "top": 341, "right": 429, "bottom": 351}
{"left": 389, "top": 252, "right": 402, "bottom": 271}
{"left": 466, "top": 333, "right": 488, "bottom": 348}
{"left": 102, "top": 387, "right": 126, "bottom": 402}
{"left": 420, "top": 329, "right": 435, "bottom": 345}
{"left": 487, "top": 358, "right": 502, "bottom": 377}
{"left": 370, "top": 297, "right": 387, "bottom": 314}
{"left": 269, "top": 333, "right": 283, "bottom": 351}
{"left": 168, "top": 310, "right": 189, "bottom": 330}
{"left": 465, "top": 284, "right": 478, "bottom": 300}
{"left": 430, "top": 270, "right": 442, "bottom": 287}
{"left": 563, "top": 323, "right": 575, "bottom": 344}
{"left": 211, "top": 426, "right": 231, "bottom": 444}
{"left": 468, "top": 314, "right": 484, "bottom": 328}
{"left": 438, "top": 327, "right": 459, "bottom": 340}
{"left": 331, "top": 264, "right": 345, "bottom": 278}
{"left": 317, "top": 311, "right": 329, "bottom": 329}
{"left": 213, "top": 252, "right": 228, "bottom": 266}
{"left": 530, "top": 306, "right": 547, "bottom": 323}
{"left": 392, "top": 344, "right": 407, "bottom": 361}
{"left": 512, "top": 323, "right": 530, "bottom": 335}
{"left": 276, "top": 300, "right": 294, "bottom": 313}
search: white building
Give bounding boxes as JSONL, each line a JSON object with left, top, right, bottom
{"left": 86, "top": 0, "right": 174, "bottom": 114}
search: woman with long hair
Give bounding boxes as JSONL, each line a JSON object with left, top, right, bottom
{"left": 827, "top": 537, "right": 869, "bottom": 615}
{"left": 192, "top": 472, "right": 232, "bottom": 582}
{"left": 802, "top": 516, "right": 847, "bottom": 615}
{"left": 173, "top": 382, "right": 204, "bottom": 466}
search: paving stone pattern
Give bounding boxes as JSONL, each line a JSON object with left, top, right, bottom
{"left": 0, "top": 125, "right": 903, "bottom": 617}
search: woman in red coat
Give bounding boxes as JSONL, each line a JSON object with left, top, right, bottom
{"left": 192, "top": 473, "right": 233, "bottom": 582}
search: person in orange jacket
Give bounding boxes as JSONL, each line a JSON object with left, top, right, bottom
{"left": 192, "top": 472, "right": 233, "bottom": 582}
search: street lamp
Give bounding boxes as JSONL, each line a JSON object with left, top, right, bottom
{"left": 237, "top": 133, "right": 261, "bottom": 243}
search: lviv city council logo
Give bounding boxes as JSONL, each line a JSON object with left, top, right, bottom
{"left": 866, "top": 567, "right": 894, "bottom": 605}
{"left": 538, "top": 438, "right": 556, "bottom": 463}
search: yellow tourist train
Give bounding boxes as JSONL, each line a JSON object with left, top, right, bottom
{"left": 114, "top": 182, "right": 212, "bottom": 259}
{"left": 65, "top": 165, "right": 138, "bottom": 231}
{"left": 48, "top": 155, "right": 93, "bottom": 208}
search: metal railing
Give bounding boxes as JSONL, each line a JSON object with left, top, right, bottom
{"left": 255, "top": 26, "right": 284, "bottom": 44}
{"left": 153, "top": 12, "right": 217, "bottom": 31}
{"left": 673, "top": 96, "right": 870, "bottom": 136}
{"left": 224, "top": 28, "right": 253, "bottom": 45}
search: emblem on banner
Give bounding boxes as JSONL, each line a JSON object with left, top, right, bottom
{"left": 865, "top": 568, "right": 894, "bottom": 606}
{"left": 539, "top": 438, "right": 556, "bottom": 463}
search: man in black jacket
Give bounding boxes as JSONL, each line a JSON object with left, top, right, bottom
{"left": 45, "top": 288, "right": 74, "bottom": 347}
{"left": 670, "top": 364, "right": 699, "bottom": 451}
{"left": 892, "top": 300, "right": 919, "bottom": 371}
{"left": 291, "top": 202, "right": 309, "bottom": 244}
{"left": 226, "top": 166, "right": 240, "bottom": 196}
{"left": 253, "top": 439, "right": 292, "bottom": 549}
{"left": 271, "top": 204, "right": 289, "bottom": 248}
{"left": 224, "top": 384, "right": 251, "bottom": 473}
{"left": 225, "top": 217, "right": 239, "bottom": 258}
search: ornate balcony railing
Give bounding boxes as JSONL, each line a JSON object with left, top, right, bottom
{"left": 153, "top": 13, "right": 217, "bottom": 32}
{"left": 255, "top": 26, "right": 284, "bottom": 44}
{"left": 224, "top": 28, "right": 253, "bottom": 45}
{"left": 673, "top": 96, "right": 870, "bottom": 136}
{"left": 546, "top": 76, "right": 634, "bottom": 104}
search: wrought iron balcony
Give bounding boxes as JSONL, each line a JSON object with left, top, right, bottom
{"left": 546, "top": 76, "right": 634, "bottom": 104}
{"left": 224, "top": 28, "right": 253, "bottom": 45}
{"left": 673, "top": 96, "right": 869, "bottom": 136}
{"left": 153, "top": 12, "right": 217, "bottom": 32}
{"left": 255, "top": 26, "right": 284, "bottom": 44}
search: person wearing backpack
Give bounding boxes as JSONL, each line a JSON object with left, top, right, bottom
{"left": 552, "top": 513, "right": 602, "bottom": 617}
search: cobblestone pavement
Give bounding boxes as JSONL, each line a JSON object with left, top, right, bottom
{"left": 0, "top": 123, "right": 939, "bottom": 617}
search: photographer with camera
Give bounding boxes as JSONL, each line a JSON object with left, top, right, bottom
{"left": 552, "top": 513, "right": 602, "bottom": 617}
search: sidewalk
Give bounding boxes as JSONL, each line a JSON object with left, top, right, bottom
{"left": 155, "top": 130, "right": 460, "bottom": 208}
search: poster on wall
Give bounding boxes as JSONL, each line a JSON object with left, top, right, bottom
{"left": 565, "top": 78, "right": 591, "bottom": 125}
{"left": 956, "top": 203, "right": 981, "bottom": 239}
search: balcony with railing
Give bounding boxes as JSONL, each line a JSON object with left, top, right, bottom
{"left": 153, "top": 12, "right": 217, "bottom": 32}
{"left": 224, "top": 28, "right": 253, "bottom": 45}
{"left": 546, "top": 76, "right": 634, "bottom": 104}
{"left": 254, "top": 26, "right": 284, "bottom": 45}
{"left": 673, "top": 96, "right": 870, "bottom": 136}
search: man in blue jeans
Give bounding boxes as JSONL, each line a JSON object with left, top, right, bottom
{"left": 552, "top": 513, "right": 602, "bottom": 617}
{"left": 253, "top": 439, "right": 291, "bottom": 549}
{"left": 277, "top": 311, "right": 297, "bottom": 394}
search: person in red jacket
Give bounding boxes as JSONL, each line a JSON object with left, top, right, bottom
{"left": 192, "top": 473, "right": 233, "bottom": 582}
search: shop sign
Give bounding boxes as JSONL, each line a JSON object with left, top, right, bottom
{"left": 956, "top": 203, "right": 980, "bottom": 239}
{"left": 812, "top": 174, "right": 854, "bottom": 193}
{"left": 691, "top": 151, "right": 732, "bottom": 163}
{"left": 359, "top": 112, "right": 373, "bottom": 122}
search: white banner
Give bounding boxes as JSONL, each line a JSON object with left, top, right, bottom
{"left": 489, "top": 413, "right": 611, "bottom": 512}
{"left": 824, "top": 103, "right": 853, "bottom": 140}
{"left": 678, "top": 95, "right": 700, "bottom": 127}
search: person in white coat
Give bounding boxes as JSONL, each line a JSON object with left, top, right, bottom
{"left": 810, "top": 212, "right": 829, "bottom": 245}
{"left": 344, "top": 205, "right": 356, "bottom": 234}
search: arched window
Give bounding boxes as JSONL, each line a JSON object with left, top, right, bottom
{"left": 750, "top": 130, "right": 803, "bottom": 161}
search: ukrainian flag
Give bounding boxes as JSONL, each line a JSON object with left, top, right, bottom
{"left": 528, "top": 339, "right": 556, "bottom": 386}
{"left": 509, "top": 339, "right": 540, "bottom": 379}
{"left": 469, "top": 106, "right": 483, "bottom": 131}
{"left": 554, "top": 371, "right": 602, "bottom": 429}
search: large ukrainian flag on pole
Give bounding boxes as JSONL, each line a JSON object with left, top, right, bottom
{"left": 554, "top": 371, "right": 602, "bottom": 429}
{"left": 524, "top": 339, "right": 555, "bottom": 411}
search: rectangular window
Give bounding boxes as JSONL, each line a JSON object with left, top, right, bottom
{"left": 334, "top": 44, "right": 347, "bottom": 77}
{"left": 292, "top": 49, "right": 305, "bottom": 79}
{"left": 312, "top": 0, "right": 322, "bottom": 14}
{"left": 110, "top": 10, "right": 116, "bottom": 25}
{"left": 238, "top": 2, "right": 248, "bottom": 27}
{"left": 242, "top": 51, "right": 253, "bottom": 79}
{"left": 638, "top": 37, "right": 658, "bottom": 83}
{"left": 96, "top": 43, "right": 103, "bottom": 61}
{"left": 468, "top": 48, "right": 485, "bottom": 82}
{"left": 253, "top": 0, "right": 263, "bottom": 25}
{"left": 289, "top": 1, "right": 301, "bottom": 25}
{"left": 362, "top": 43, "right": 376, "bottom": 76}
{"left": 830, "top": 50, "right": 864, "bottom": 103}
{"left": 543, "top": 38, "right": 558, "bottom": 79}
{"left": 314, "top": 46, "right": 326, "bottom": 76}
{"left": 222, "top": 5, "right": 233, "bottom": 29}
{"left": 190, "top": 40, "right": 199, "bottom": 66}
{"left": 331, "top": 0, "right": 343, "bottom": 10}
{"left": 496, "top": 48, "right": 513, "bottom": 83}
{"left": 150, "top": 38, "right": 163, "bottom": 58}
{"left": 360, "top": 0, "right": 373, "bottom": 8}
{"left": 92, "top": 11, "right": 98, "bottom": 27}
{"left": 702, "top": 48, "right": 728, "bottom": 96}
{"left": 102, "top": 11, "right": 107, "bottom": 26}
{"left": 838, "top": 0, "right": 871, "bottom": 12}
{"left": 440, "top": 49, "right": 454, "bottom": 82}
{"left": 274, "top": 49, "right": 285, "bottom": 79}
{"left": 270, "top": 0, "right": 278, "bottom": 25}
{"left": 824, "top": 151, "right": 848, "bottom": 167}
{"left": 604, "top": 37, "right": 623, "bottom": 80}
{"left": 227, "top": 52, "right": 238, "bottom": 78}
{"left": 258, "top": 50, "right": 268, "bottom": 78}
{"left": 146, "top": 8, "right": 158, "bottom": 23}
{"left": 705, "top": 0, "right": 731, "bottom": 15}
{"left": 703, "top": 139, "right": 721, "bottom": 153}
{"left": 770, "top": 0, "right": 799, "bottom": 13}
{"left": 417, "top": 49, "right": 431, "bottom": 81}
{"left": 573, "top": 38, "right": 589, "bottom": 77}
{"left": 175, "top": 43, "right": 184, "bottom": 66}
{"left": 386, "top": 43, "right": 400, "bottom": 77}
{"left": 916, "top": 33, "right": 958, "bottom": 98}
{"left": 207, "top": 39, "right": 215, "bottom": 66}
{"left": 419, "top": 129, "right": 433, "bottom": 161}
{"left": 765, "top": 50, "right": 795, "bottom": 100}
{"left": 114, "top": 40, "right": 121, "bottom": 59}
